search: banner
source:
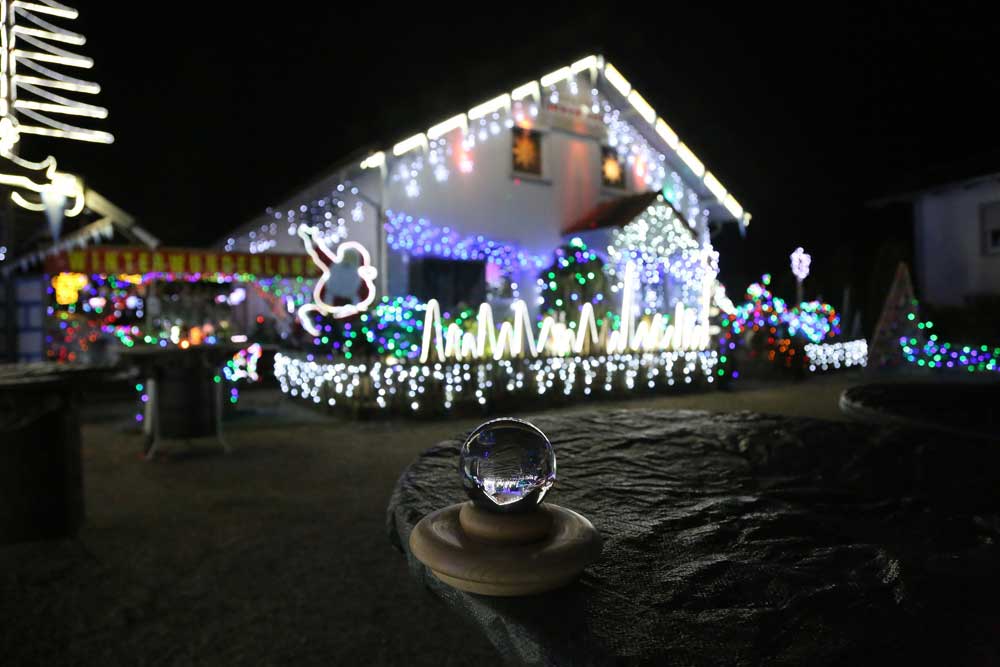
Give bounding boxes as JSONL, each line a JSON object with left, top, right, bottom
{"left": 43, "top": 246, "right": 322, "bottom": 279}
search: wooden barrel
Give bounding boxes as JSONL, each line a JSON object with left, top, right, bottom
{"left": 155, "top": 354, "right": 219, "bottom": 439}
{"left": 0, "top": 378, "right": 83, "bottom": 545}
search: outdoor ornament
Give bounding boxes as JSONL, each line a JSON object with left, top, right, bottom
{"left": 2, "top": 1, "right": 112, "bottom": 237}
{"left": 409, "top": 418, "right": 602, "bottom": 596}
{"left": 296, "top": 225, "right": 378, "bottom": 336}
{"left": 791, "top": 246, "right": 811, "bottom": 303}
{"left": 0, "top": 121, "right": 86, "bottom": 240}
{"left": 790, "top": 246, "right": 811, "bottom": 282}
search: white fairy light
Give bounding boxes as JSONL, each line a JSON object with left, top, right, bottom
{"left": 804, "top": 339, "right": 868, "bottom": 372}
{"left": 274, "top": 349, "right": 720, "bottom": 414}
{"left": 791, "top": 246, "right": 811, "bottom": 282}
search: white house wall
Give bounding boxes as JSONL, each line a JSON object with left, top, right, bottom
{"left": 915, "top": 179, "right": 1000, "bottom": 305}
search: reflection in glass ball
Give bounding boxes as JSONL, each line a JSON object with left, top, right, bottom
{"left": 459, "top": 418, "right": 556, "bottom": 513}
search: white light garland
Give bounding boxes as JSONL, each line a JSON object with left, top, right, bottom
{"left": 804, "top": 339, "right": 868, "bottom": 372}
{"left": 419, "top": 263, "right": 711, "bottom": 364}
{"left": 275, "top": 349, "right": 719, "bottom": 414}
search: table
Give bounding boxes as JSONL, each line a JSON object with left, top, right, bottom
{"left": 0, "top": 363, "right": 120, "bottom": 545}
{"left": 388, "top": 409, "right": 1000, "bottom": 666}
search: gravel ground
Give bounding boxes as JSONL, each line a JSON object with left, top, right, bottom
{"left": 0, "top": 373, "right": 859, "bottom": 665}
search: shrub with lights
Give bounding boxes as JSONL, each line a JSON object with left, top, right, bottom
{"left": 606, "top": 199, "right": 716, "bottom": 316}
{"left": 726, "top": 274, "right": 844, "bottom": 374}
{"left": 537, "top": 237, "right": 611, "bottom": 325}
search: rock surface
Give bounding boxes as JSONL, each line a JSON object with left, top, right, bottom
{"left": 388, "top": 409, "right": 1000, "bottom": 666}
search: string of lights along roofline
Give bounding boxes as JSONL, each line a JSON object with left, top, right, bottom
{"left": 226, "top": 56, "right": 752, "bottom": 261}
{"left": 359, "top": 55, "right": 751, "bottom": 226}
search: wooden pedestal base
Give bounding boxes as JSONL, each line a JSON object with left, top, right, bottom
{"left": 409, "top": 501, "right": 602, "bottom": 596}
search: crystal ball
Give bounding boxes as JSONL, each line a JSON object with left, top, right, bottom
{"left": 459, "top": 418, "right": 556, "bottom": 513}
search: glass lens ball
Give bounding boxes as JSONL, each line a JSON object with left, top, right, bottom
{"left": 459, "top": 418, "right": 556, "bottom": 513}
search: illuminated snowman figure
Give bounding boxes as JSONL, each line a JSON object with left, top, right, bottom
{"left": 296, "top": 225, "right": 378, "bottom": 336}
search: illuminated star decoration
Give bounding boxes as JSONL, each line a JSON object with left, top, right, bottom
{"left": 790, "top": 247, "right": 811, "bottom": 282}
{"left": 296, "top": 225, "right": 378, "bottom": 337}
{"left": 512, "top": 129, "right": 540, "bottom": 173}
{"left": 602, "top": 154, "right": 623, "bottom": 185}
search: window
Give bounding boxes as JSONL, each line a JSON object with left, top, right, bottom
{"left": 408, "top": 258, "right": 486, "bottom": 307}
{"left": 982, "top": 201, "right": 1000, "bottom": 256}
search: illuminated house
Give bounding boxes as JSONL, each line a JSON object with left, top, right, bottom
{"left": 222, "top": 55, "right": 750, "bottom": 311}
{"left": 221, "top": 55, "right": 757, "bottom": 413}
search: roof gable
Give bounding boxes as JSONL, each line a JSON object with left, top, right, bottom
{"left": 356, "top": 55, "right": 750, "bottom": 227}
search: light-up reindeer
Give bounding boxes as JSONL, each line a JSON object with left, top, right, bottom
{"left": 296, "top": 225, "right": 378, "bottom": 337}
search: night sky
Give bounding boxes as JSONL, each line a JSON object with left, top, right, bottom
{"left": 52, "top": 3, "right": 999, "bottom": 306}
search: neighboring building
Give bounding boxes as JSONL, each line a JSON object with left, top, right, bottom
{"left": 875, "top": 170, "right": 1000, "bottom": 306}
{"left": 221, "top": 54, "right": 750, "bottom": 312}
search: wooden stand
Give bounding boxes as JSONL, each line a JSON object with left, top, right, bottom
{"left": 409, "top": 501, "right": 602, "bottom": 596}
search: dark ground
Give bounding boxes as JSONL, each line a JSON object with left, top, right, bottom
{"left": 1, "top": 374, "right": 859, "bottom": 665}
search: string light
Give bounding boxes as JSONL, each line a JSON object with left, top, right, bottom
{"left": 384, "top": 209, "right": 548, "bottom": 271}
{"left": 275, "top": 349, "right": 720, "bottom": 414}
{"left": 897, "top": 303, "right": 1000, "bottom": 374}
{"left": 805, "top": 340, "right": 868, "bottom": 371}
{"left": 223, "top": 343, "right": 263, "bottom": 382}
{"left": 730, "top": 274, "right": 841, "bottom": 345}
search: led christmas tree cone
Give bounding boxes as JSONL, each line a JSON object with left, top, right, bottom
{"left": 409, "top": 418, "right": 602, "bottom": 596}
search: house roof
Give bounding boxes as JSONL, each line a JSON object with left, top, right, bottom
{"left": 225, "top": 54, "right": 753, "bottom": 255}
{"left": 562, "top": 191, "right": 660, "bottom": 235}
{"left": 2, "top": 189, "right": 157, "bottom": 274}
{"left": 562, "top": 191, "right": 698, "bottom": 241}
{"left": 869, "top": 149, "right": 1000, "bottom": 205}
{"left": 353, "top": 55, "right": 751, "bottom": 226}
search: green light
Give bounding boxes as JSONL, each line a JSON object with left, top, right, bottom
{"left": 213, "top": 375, "right": 221, "bottom": 383}
{"left": 135, "top": 383, "right": 143, "bottom": 391}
